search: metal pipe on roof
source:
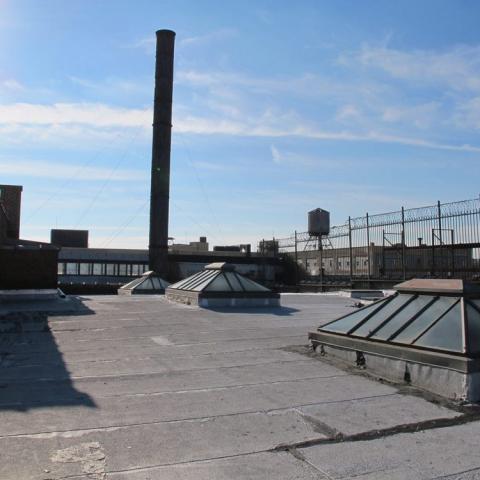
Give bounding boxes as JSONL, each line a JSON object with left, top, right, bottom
{"left": 149, "top": 29, "right": 175, "bottom": 276}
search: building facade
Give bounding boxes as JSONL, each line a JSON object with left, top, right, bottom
{"left": 57, "top": 246, "right": 281, "bottom": 293}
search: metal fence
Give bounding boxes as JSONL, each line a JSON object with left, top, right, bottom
{"left": 267, "top": 198, "right": 480, "bottom": 284}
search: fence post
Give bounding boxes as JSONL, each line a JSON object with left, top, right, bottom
{"left": 437, "top": 200, "right": 442, "bottom": 244}
{"left": 294, "top": 230, "right": 298, "bottom": 286}
{"left": 431, "top": 229, "right": 435, "bottom": 276}
{"left": 348, "top": 216, "right": 353, "bottom": 284}
{"left": 366, "top": 212, "right": 371, "bottom": 287}
{"left": 401, "top": 206, "right": 406, "bottom": 280}
{"left": 437, "top": 200, "right": 443, "bottom": 277}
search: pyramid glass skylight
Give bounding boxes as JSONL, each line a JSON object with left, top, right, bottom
{"left": 118, "top": 271, "right": 169, "bottom": 295}
{"left": 166, "top": 262, "right": 279, "bottom": 307}
{"left": 317, "top": 280, "right": 480, "bottom": 356}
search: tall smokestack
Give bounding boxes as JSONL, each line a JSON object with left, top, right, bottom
{"left": 149, "top": 29, "right": 175, "bottom": 276}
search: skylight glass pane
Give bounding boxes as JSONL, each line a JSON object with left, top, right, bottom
{"left": 466, "top": 303, "right": 480, "bottom": 355}
{"left": 225, "top": 272, "right": 244, "bottom": 291}
{"left": 353, "top": 294, "right": 414, "bottom": 337}
{"left": 136, "top": 278, "right": 154, "bottom": 290}
{"left": 321, "top": 298, "right": 389, "bottom": 334}
{"left": 178, "top": 270, "right": 216, "bottom": 290}
{"left": 121, "top": 277, "right": 144, "bottom": 289}
{"left": 173, "top": 272, "right": 206, "bottom": 290}
{"left": 413, "top": 302, "right": 463, "bottom": 352}
{"left": 237, "top": 276, "right": 269, "bottom": 292}
{"left": 394, "top": 297, "right": 458, "bottom": 344}
{"left": 189, "top": 270, "right": 216, "bottom": 288}
{"left": 204, "top": 274, "right": 232, "bottom": 292}
{"left": 372, "top": 295, "right": 434, "bottom": 341}
{"left": 191, "top": 273, "right": 219, "bottom": 291}
{"left": 151, "top": 277, "right": 161, "bottom": 289}
{"left": 179, "top": 271, "right": 210, "bottom": 289}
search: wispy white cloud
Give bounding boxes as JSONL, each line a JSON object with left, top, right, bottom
{"left": 0, "top": 123, "right": 145, "bottom": 147}
{"left": 1, "top": 100, "right": 480, "bottom": 152}
{"left": 129, "top": 35, "right": 156, "bottom": 53}
{"left": 381, "top": 102, "right": 440, "bottom": 129}
{"left": 130, "top": 28, "right": 237, "bottom": 55}
{"left": 0, "top": 158, "right": 148, "bottom": 181}
{"left": 343, "top": 44, "right": 480, "bottom": 92}
{"left": 175, "top": 66, "right": 480, "bottom": 148}
{"left": 178, "top": 113, "right": 480, "bottom": 152}
{"left": 335, "top": 104, "right": 362, "bottom": 123}
{"left": 189, "top": 160, "right": 234, "bottom": 172}
{"left": 180, "top": 28, "right": 237, "bottom": 47}
{"left": 270, "top": 144, "right": 281, "bottom": 163}
{"left": 270, "top": 145, "right": 358, "bottom": 168}
{"left": 1, "top": 78, "right": 24, "bottom": 91}
{"left": 0, "top": 102, "right": 151, "bottom": 127}
{"left": 3, "top": 43, "right": 480, "bottom": 151}
{"left": 69, "top": 76, "right": 151, "bottom": 96}
{"left": 270, "top": 144, "right": 320, "bottom": 166}
{"left": 177, "top": 69, "right": 356, "bottom": 99}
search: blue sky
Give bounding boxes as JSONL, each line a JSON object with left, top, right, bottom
{"left": 1, "top": 0, "right": 480, "bottom": 248}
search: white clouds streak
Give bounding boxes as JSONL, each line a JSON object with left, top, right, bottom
{"left": 0, "top": 159, "right": 148, "bottom": 181}
{"left": 1, "top": 100, "right": 479, "bottom": 152}
{"left": 1, "top": 79, "right": 24, "bottom": 91}
{"left": 352, "top": 44, "right": 480, "bottom": 92}
{"left": 4, "top": 41, "right": 480, "bottom": 151}
{"left": 0, "top": 102, "right": 151, "bottom": 127}
{"left": 131, "top": 28, "right": 237, "bottom": 55}
{"left": 180, "top": 28, "right": 237, "bottom": 47}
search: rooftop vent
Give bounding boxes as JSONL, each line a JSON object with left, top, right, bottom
{"left": 309, "top": 279, "right": 480, "bottom": 402}
{"left": 118, "top": 271, "right": 169, "bottom": 295}
{"left": 166, "top": 262, "right": 280, "bottom": 308}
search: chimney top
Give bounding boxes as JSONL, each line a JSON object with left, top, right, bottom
{"left": 156, "top": 29, "right": 176, "bottom": 36}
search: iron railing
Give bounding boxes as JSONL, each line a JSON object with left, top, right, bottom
{"left": 261, "top": 198, "right": 480, "bottom": 283}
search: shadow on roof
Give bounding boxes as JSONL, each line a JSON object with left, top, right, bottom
{"left": 0, "top": 297, "right": 96, "bottom": 412}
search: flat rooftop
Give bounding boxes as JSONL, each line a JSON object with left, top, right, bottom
{"left": 1, "top": 294, "right": 480, "bottom": 479}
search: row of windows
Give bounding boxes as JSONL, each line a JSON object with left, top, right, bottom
{"left": 58, "top": 262, "right": 149, "bottom": 277}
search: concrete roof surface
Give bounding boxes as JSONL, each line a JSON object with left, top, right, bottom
{"left": 0, "top": 293, "right": 478, "bottom": 479}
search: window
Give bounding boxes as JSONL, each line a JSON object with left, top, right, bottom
{"left": 105, "top": 264, "right": 115, "bottom": 276}
{"left": 79, "top": 263, "right": 90, "bottom": 275}
{"left": 93, "top": 263, "right": 103, "bottom": 275}
{"left": 118, "top": 264, "right": 127, "bottom": 276}
{"left": 132, "top": 264, "right": 144, "bottom": 276}
{"left": 57, "top": 263, "right": 65, "bottom": 275}
{"left": 66, "top": 263, "right": 77, "bottom": 275}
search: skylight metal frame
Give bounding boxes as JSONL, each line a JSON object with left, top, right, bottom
{"left": 315, "top": 290, "right": 480, "bottom": 358}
